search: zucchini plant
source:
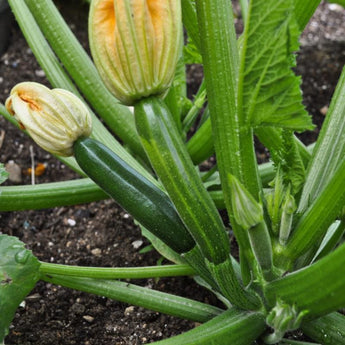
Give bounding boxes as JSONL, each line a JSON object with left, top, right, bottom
{"left": 1, "top": 0, "right": 345, "bottom": 344}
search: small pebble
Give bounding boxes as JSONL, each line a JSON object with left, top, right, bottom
{"left": 132, "top": 240, "right": 143, "bottom": 249}
{"left": 67, "top": 218, "right": 76, "bottom": 227}
{"left": 124, "top": 306, "right": 135, "bottom": 316}
{"left": 35, "top": 69, "right": 46, "bottom": 77}
{"left": 5, "top": 161, "right": 22, "bottom": 183}
{"left": 26, "top": 293, "right": 41, "bottom": 300}
{"left": 83, "top": 315, "right": 94, "bottom": 323}
{"left": 328, "top": 4, "right": 343, "bottom": 12}
{"left": 320, "top": 105, "right": 329, "bottom": 116}
{"left": 91, "top": 248, "right": 102, "bottom": 256}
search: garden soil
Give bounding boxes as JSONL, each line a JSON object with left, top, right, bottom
{"left": 0, "top": 1, "right": 344, "bottom": 344}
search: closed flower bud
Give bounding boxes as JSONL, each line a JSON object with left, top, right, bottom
{"left": 89, "top": 0, "right": 182, "bottom": 105}
{"left": 5, "top": 82, "right": 92, "bottom": 157}
{"left": 228, "top": 174, "right": 263, "bottom": 230}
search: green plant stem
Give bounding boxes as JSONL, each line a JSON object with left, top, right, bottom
{"left": 41, "top": 275, "right": 223, "bottom": 323}
{"left": 164, "top": 37, "right": 186, "bottom": 132}
{"left": 239, "top": 0, "right": 249, "bottom": 25}
{"left": 182, "top": 81, "right": 207, "bottom": 133}
{"left": 181, "top": 0, "right": 200, "bottom": 50}
{"left": 195, "top": 0, "right": 262, "bottom": 284}
{"left": 181, "top": 0, "right": 214, "bottom": 166}
{"left": 24, "top": 0, "right": 145, "bottom": 159}
{"left": 165, "top": 86, "right": 182, "bottom": 133}
{"left": 187, "top": 116, "right": 312, "bottom": 167}
{"left": 294, "top": 0, "right": 322, "bottom": 31}
{"left": 201, "top": 165, "right": 218, "bottom": 183}
{"left": 135, "top": 98, "right": 230, "bottom": 265}
{"left": 248, "top": 222, "right": 274, "bottom": 280}
{"left": 313, "top": 220, "right": 345, "bottom": 261}
{"left": 134, "top": 97, "right": 260, "bottom": 309}
{"left": 183, "top": 96, "right": 206, "bottom": 134}
{"left": 152, "top": 308, "right": 265, "bottom": 345}
{"left": 186, "top": 118, "right": 215, "bottom": 164}
{"left": 266, "top": 241, "right": 345, "bottom": 318}
{"left": 298, "top": 67, "right": 345, "bottom": 213}
{"left": 0, "top": 178, "right": 107, "bottom": 211}
{"left": 280, "top": 340, "right": 320, "bottom": 345}
{"left": 7, "top": 1, "right": 74, "bottom": 100}
{"left": 279, "top": 158, "right": 345, "bottom": 267}
{"left": 302, "top": 312, "right": 345, "bottom": 344}
{"left": 39, "top": 262, "right": 195, "bottom": 279}
{"left": 182, "top": 1, "right": 312, "bottom": 168}
{"left": 182, "top": 0, "right": 312, "bottom": 169}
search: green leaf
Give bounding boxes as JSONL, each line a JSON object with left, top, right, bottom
{"left": 239, "top": 0, "right": 313, "bottom": 131}
{"left": 0, "top": 235, "right": 40, "bottom": 342}
{"left": 184, "top": 38, "right": 203, "bottom": 64}
{"left": 140, "top": 225, "right": 186, "bottom": 265}
{"left": 0, "top": 164, "right": 8, "bottom": 185}
{"left": 270, "top": 130, "right": 306, "bottom": 195}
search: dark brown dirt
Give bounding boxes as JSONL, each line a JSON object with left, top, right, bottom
{"left": 0, "top": 1, "right": 345, "bottom": 344}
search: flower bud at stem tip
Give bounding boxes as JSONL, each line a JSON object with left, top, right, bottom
{"left": 5, "top": 82, "right": 92, "bottom": 157}
{"left": 89, "top": 0, "right": 182, "bottom": 105}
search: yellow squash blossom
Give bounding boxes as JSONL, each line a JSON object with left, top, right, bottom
{"left": 5, "top": 82, "right": 92, "bottom": 157}
{"left": 89, "top": 0, "right": 182, "bottom": 105}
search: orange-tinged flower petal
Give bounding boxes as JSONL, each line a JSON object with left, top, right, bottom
{"left": 5, "top": 82, "right": 92, "bottom": 157}
{"left": 89, "top": 0, "right": 182, "bottom": 105}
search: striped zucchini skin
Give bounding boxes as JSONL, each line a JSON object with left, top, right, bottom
{"left": 134, "top": 97, "right": 230, "bottom": 265}
{"left": 73, "top": 137, "right": 195, "bottom": 254}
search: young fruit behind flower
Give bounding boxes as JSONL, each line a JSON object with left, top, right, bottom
{"left": 89, "top": 0, "right": 182, "bottom": 106}
{"left": 5, "top": 82, "right": 92, "bottom": 157}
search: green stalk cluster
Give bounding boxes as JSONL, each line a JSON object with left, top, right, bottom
{"left": 2, "top": 0, "right": 345, "bottom": 344}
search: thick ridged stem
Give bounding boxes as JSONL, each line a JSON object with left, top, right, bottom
{"left": 195, "top": 0, "right": 263, "bottom": 284}
{"left": 135, "top": 97, "right": 260, "bottom": 309}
